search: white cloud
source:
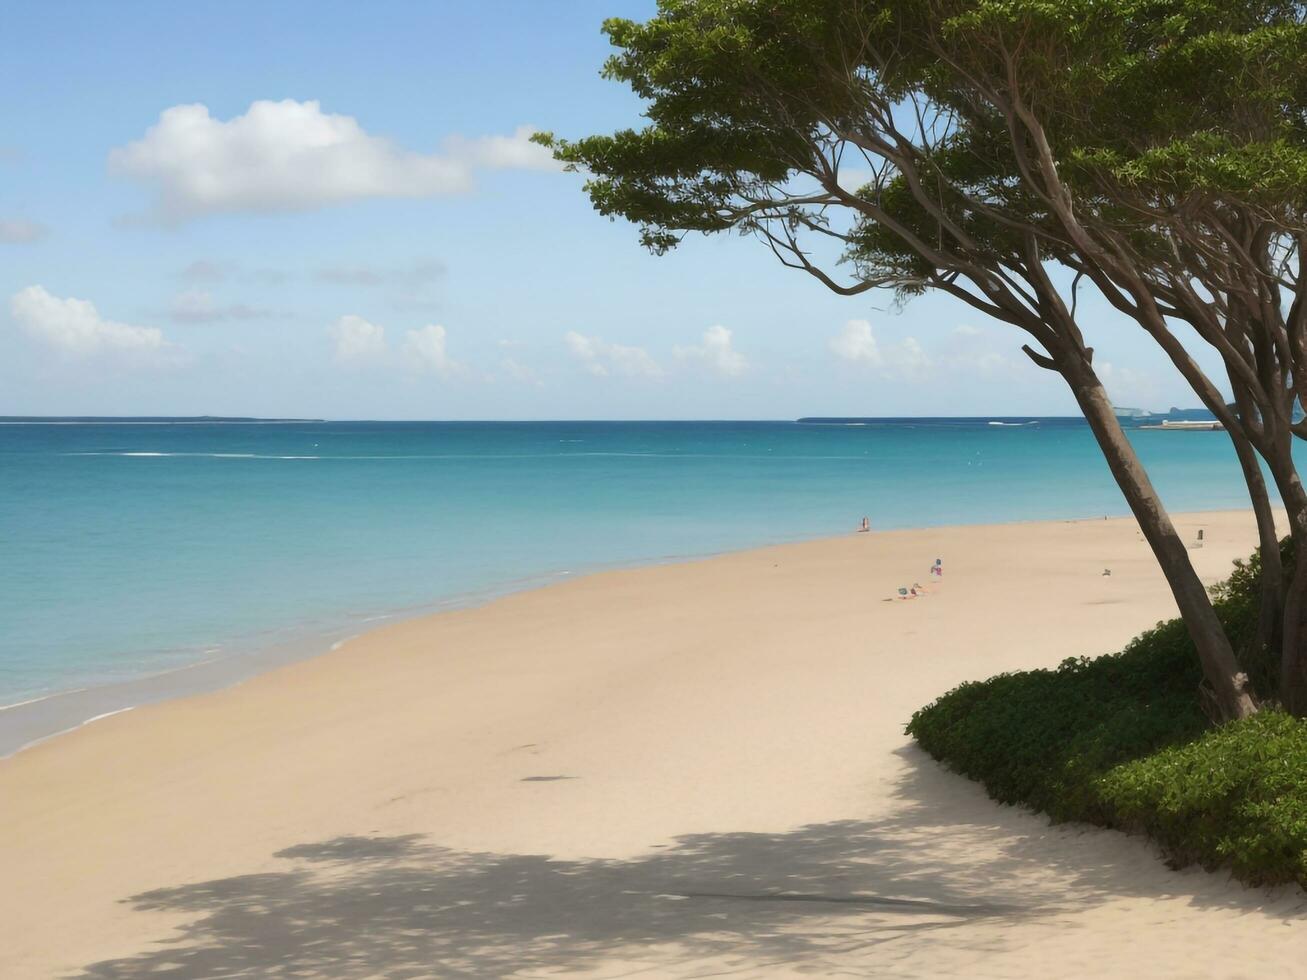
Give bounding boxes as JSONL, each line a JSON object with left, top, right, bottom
{"left": 829, "top": 318, "right": 930, "bottom": 379}
{"left": 0, "top": 219, "right": 46, "bottom": 244}
{"left": 565, "top": 330, "right": 662, "bottom": 378}
{"left": 329, "top": 316, "right": 466, "bottom": 377}
{"left": 446, "top": 124, "right": 560, "bottom": 171}
{"left": 10, "top": 285, "right": 165, "bottom": 356}
{"left": 329, "top": 314, "right": 387, "bottom": 365}
{"left": 829, "top": 319, "right": 882, "bottom": 366}
{"left": 110, "top": 100, "right": 558, "bottom": 222}
{"left": 674, "top": 325, "right": 747, "bottom": 377}
{"left": 953, "top": 323, "right": 982, "bottom": 337}
{"left": 402, "top": 324, "right": 464, "bottom": 377}
{"left": 891, "top": 336, "right": 931, "bottom": 377}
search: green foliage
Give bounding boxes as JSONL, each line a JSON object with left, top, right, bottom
{"left": 906, "top": 619, "right": 1208, "bottom": 821}
{"left": 907, "top": 544, "right": 1307, "bottom": 888}
{"left": 1102, "top": 711, "right": 1307, "bottom": 885}
{"left": 551, "top": 0, "right": 1307, "bottom": 283}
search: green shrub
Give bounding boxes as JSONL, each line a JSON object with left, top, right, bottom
{"left": 1100, "top": 711, "right": 1307, "bottom": 886}
{"left": 907, "top": 542, "right": 1307, "bottom": 889}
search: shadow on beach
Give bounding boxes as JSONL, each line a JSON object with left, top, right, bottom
{"left": 73, "top": 748, "right": 1296, "bottom": 979}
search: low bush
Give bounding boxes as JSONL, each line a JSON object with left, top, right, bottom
{"left": 906, "top": 544, "right": 1307, "bottom": 888}
{"left": 1102, "top": 711, "right": 1307, "bottom": 886}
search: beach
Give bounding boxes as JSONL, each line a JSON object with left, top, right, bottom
{"left": 3, "top": 509, "right": 1303, "bottom": 978}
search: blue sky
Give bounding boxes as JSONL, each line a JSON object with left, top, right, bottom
{"left": 0, "top": 0, "right": 1224, "bottom": 419}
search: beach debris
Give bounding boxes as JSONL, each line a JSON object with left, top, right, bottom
{"left": 1103, "top": 568, "right": 1112, "bottom": 576}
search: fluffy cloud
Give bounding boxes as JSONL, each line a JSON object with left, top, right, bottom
{"left": 565, "top": 330, "right": 663, "bottom": 378}
{"left": 402, "top": 324, "right": 463, "bottom": 377}
{"left": 446, "top": 125, "right": 561, "bottom": 170}
{"left": 110, "top": 100, "right": 558, "bottom": 222}
{"left": 329, "top": 315, "right": 465, "bottom": 377}
{"left": 829, "top": 319, "right": 930, "bottom": 379}
{"left": 0, "top": 219, "right": 46, "bottom": 244}
{"left": 675, "top": 325, "right": 747, "bottom": 377}
{"left": 329, "top": 314, "right": 387, "bottom": 365}
{"left": 10, "top": 285, "right": 165, "bottom": 356}
{"left": 829, "top": 319, "right": 882, "bottom": 366}
{"left": 891, "top": 336, "right": 931, "bottom": 377}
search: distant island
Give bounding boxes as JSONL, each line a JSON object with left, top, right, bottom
{"left": 1113, "top": 406, "right": 1219, "bottom": 421}
{"left": 0, "top": 416, "right": 325, "bottom": 423}
{"left": 795, "top": 409, "right": 1223, "bottom": 426}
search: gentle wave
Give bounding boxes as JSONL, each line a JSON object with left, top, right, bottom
{"left": 66, "top": 452, "right": 322, "bottom": 459}
{"left": 0, "top": 690, "right": 84, "bottom": 712}
{"left": 60, "top": 451, "right": 895, "bottom": 461}
{"left": 4, "top": 706, "right": 137, "bottom": 759}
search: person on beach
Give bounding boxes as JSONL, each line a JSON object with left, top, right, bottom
{"left": 858, "top": 517, "right": 870, "bottom": 532}
{"left": 930, "top": 558, "right": 943, "bottom": 577}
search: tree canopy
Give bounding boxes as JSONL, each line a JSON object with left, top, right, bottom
{"left": 544, "top": 0, "right": 1307, "bottom": 720}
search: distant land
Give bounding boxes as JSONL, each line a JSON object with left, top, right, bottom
{"left": 0, "top": 416, "right": 324, "bottom": 424}
{"left": 1112, "top": 407, "right": 1218, "bottom": 421}
{"left": 796, "top": 408, "right": 1219, "bottom": 425}
{"left": 793, "top": 416, "right": 1077, "bottom": 424}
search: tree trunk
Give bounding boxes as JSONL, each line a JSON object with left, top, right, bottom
{"left": 1263, "top": 454, "right": 1307, "bottom": 714}
{"left": 1234, "top": 439, "right": 1283, "bottom": 669}
{"left": 1063, "top": 358, "right": 1257, "bottom": 721}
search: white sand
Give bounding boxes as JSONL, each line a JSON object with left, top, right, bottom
{"left": 2, "top": 510, "right": 1303, "bottom": 978}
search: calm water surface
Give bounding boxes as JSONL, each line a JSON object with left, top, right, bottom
{"left": 0, "top": 418, "right": 1259, "bottom": 706}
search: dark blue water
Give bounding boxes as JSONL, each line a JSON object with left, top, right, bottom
{"left": 0, "top": 418, "right": 1257, "bottom": 704}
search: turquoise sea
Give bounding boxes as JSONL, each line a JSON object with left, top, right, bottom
{"left": 0, "top": 418, "right": 1260, "bottom": 749}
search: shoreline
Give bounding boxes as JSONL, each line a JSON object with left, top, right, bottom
{"left": 0, "top": 505, "right": 1256, "bottom": 761}
{"left": 5, "top": 506, "right": 1304, "bottom": 977}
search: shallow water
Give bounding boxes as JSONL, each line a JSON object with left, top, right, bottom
{"left": 0, "top": 418, "right": 1258, "bottom": 713}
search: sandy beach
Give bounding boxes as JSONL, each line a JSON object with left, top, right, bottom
{"left": 3, "top": 510, "right": 1304, "bottom": 978}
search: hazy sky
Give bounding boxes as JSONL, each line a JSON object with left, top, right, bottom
{"left": 1, "top": 1, "right": 1231, "bottom": 419}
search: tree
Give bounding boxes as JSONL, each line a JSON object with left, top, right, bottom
{"left": 538, "top": 0, "right": 1307, "bottom": 719}
{"left": 900, "top": 0, "right": 1307, "bottom": 709}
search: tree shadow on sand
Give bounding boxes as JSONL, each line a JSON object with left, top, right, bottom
{"left": 74, "top": 747, "right": 1300, "bottom": 979}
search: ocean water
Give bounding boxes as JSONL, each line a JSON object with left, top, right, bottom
{"left": 0, "top": 418, "right": 1260, "bottom": 737}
